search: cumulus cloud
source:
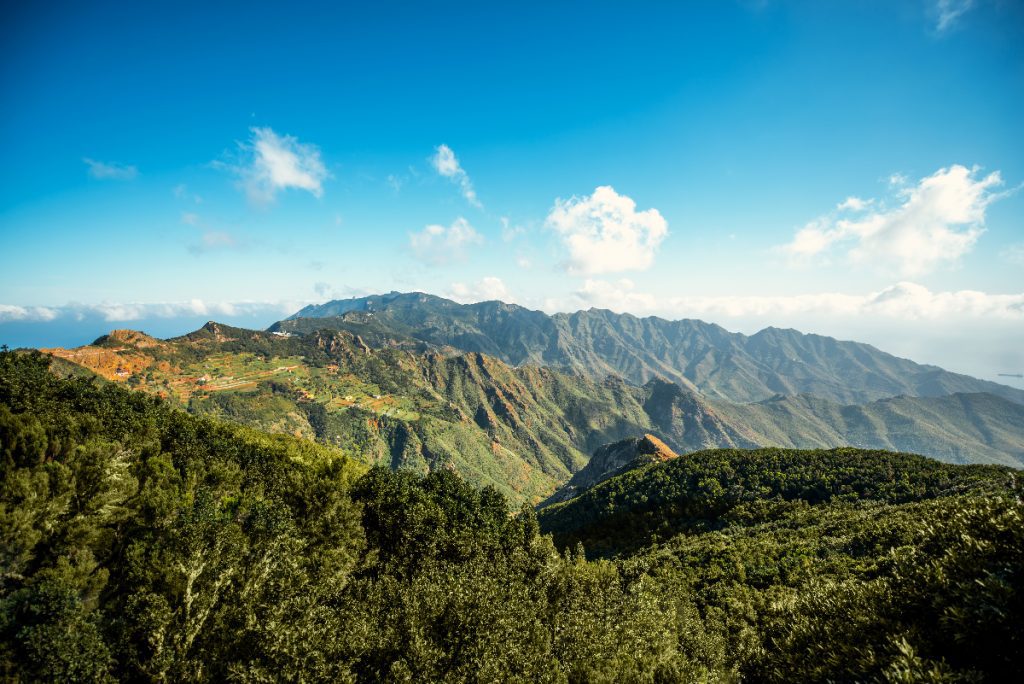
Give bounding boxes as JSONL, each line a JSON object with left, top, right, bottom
{"left": 837, "top": 196, "right": 870, "bottom": 211}
{"left": 933, "top": 0, "right": 974, "bottom": 32}
{"left": 545, "top": 186, "right": 668, "bottom": 275}
{"left": 431, "top": 144, "right": 481, "bottom": 208}
{"left": 447, "top": 277, "right": 513, "bottom": 304}
{"left": 220, "top": 127, "right": 329, "bottom": 204}
{"left": 408, "top": 217, "right": 483, "bottom": 265}
{"left": 780, "top": 164, "right": 1004, "bottom": 276}
{"left": 83, "top": 158, "right": 138, "bottom": 180}
{"left": 0, "top": 300, "right": 300, "bottom": 324}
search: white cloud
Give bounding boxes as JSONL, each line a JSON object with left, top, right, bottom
{"left": 500, "top": 216, "right": 525, "bottom": 242}
{"left": 447, "top": 277, "right": 513, "bottom": 304}
{"left": 0, "top": 300, "right": 300, "bottom": 324}
{"left": 408, "top": 217, "right": 483, "bottom": 265}
{"left": 181, "top": 212, "right": 200, "bottom": 226}
{"left": 222, "top": 127, "right": 329, "bottom": 204}
{"left": 837, "top": 196, "right": 870, "bottom": 212}
{"left": 933, "top": 0, "right": 974, "bottom": 32}
{"left": 431, "top": 144, "right": 481, "bottom": 208}
{"left": 0, "top": 305, "right": 59, "bottom": 322}
{"left": 888, "top": 172, "right": 909, "bottom": 188}
{"left": 780, "top": 164, "right": 1004, "bottom": 276}
{"left": 572, "top": 279, "right": 658, "bottom": 312}
{"left": 83, "top": 158, "right": 137, "bottom": 180}
{"left": 545, "top": 186, "right": 668, "bottom": 275}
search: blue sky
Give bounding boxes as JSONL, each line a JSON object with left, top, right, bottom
{"left": 1, "top": 0, "right": 1022, "bottom": 383}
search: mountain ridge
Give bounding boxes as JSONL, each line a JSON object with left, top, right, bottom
{"left": 275, "top": 292, "right": 1024, "bottom": 406}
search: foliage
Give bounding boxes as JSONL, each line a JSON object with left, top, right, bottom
{"left": 2, "top": 350, "right": 1022, "bottom": 681}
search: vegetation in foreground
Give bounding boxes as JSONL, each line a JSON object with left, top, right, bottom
{"left": 2, "top": 350, "right": 1022, "bottom": 681}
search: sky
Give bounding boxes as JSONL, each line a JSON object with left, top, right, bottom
{"left": 1, "top": 0, "right": 1022, "bottom": 386}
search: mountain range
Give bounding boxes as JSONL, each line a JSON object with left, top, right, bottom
{"left": 37, "top": 292, "right": 1024, "bottom": 504}
{"left": 277, "top": 292, "right": 1024, "bottom": 406}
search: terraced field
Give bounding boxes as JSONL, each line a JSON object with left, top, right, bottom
{"left": 46, "top": 337, "right": 420, "bottom": 421}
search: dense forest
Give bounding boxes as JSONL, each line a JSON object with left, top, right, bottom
{"left": 2, "top": 349, "right": 1022, "bottom": 681}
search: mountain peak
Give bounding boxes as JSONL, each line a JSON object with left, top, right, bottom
{"left": 541, "top": 434, "right": 681, "bottom": 508}
{"left": 93, "top": 328, "right": 161, "bottom": 349}
{"left": 636, "top": 433, "right": 679, "bottom": 462}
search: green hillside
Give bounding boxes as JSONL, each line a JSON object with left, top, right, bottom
{"left": 536, "top": 445, "right": 1023, "bottom": 680}
{"left": 714, "top": 391, "right": 1024, "bottom": 468}
{"left": 43, "top": 324, "right": 758, "bottom": 504}
{"left": 277, "top": 292, "right": 1024, "bottom": 406}
{"left": 538, "top": 446, "right": 1015, "bottom": 556}
{"left": 3, "top": 350, "right": 1021, "bottom": 681}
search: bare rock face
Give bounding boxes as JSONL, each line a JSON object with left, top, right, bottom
{"left": 634, "top": 433, "right": 678, "bottom": 462}
{"left": 540, "top": 433, "right": 681, "bottom": 508}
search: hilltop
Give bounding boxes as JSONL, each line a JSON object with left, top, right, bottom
{"left": 541, "top": 433, "right": 681, "bottom": 507}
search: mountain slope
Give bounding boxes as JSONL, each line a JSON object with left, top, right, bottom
{"left": 537, "top": 446, "right": 1016, "bottom": 557}
{"left": 275, "top": 292, "right": 1024, "bottom": 406}
{"left": 714, "top": 391, "right": 1024, "bottom": 468}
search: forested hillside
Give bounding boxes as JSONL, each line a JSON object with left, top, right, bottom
{"left": 2, "top": 350, "right": 1021, "bottom": 681}
{"left": 278, "top": 292, "right": 1024, "bottom": 405}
